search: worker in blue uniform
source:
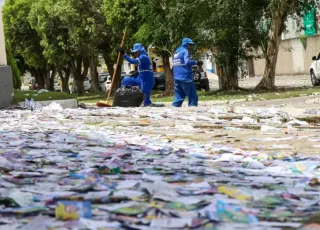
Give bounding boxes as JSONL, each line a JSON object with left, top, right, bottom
{"left": 172, "top": 38, "right": 200, "bottom": 107}
{"left": 121, "top": 71, "right": 140, "bottom": 87}
{"left": 119, "top": 43, "right": 155, "bottom": 106}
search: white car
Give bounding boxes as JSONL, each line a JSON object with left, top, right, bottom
{"left": 54, "top": 80, "right": 61, "bottom": 92}
{"left": 104, "top": 76, "right": 112, "bottom": 93}
{"left": 102, "top": 72, "right": 126, "bottom": 92}
{"left": 99, "top": 73, "right": 110, "bottom": 90}
{"left": 310, "top": 54, "right": 320, "bottom": 86}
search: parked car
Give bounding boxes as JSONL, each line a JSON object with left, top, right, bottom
{"left": 54, "top": 80, "right": 61, "bottom": 92}
{"left": 104, "top": 76, "right": 112, "bottom": 93}
{"left": 99, "top": 73, "right": 110, "bottom": 90}
{"left": 153, "top": 72, "right": 165, "bottom": 91}
{"left": 71, "top": 76, "right": 91, "bottom": 93}
{"left": 152, "top": 64, "right": 210, "bottom": 91}
{"left": 102, "top": 72, "right": 132, "bottom": 92}
{"left": 310, "top": 54, "right": 320, "bottom": 86}
{"left": 192, "top": 64, "right": 210, "bottom": 91}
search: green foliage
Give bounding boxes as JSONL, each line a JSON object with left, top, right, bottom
{"left": 105, "top": 0, "right": 199, "bottom": 56}
{"left": 14, "top": 56, "right": 29, "bottom": 77}
{"left": 28, "top": 0, "right": 73, "bottom": 68}
{"left": 28, "top": 0, "right": 107, "bottom": 65}
{"left": 3, "top": 0, "right": 47, "bottom": 69}
{"left": 300, "top": 34, "right": 307, "bottom": 49}
{"left": 52, "top": 0, "right": 106, "bottom": 56}
{"left": 5, "top": 42, "right": 21, "bottom": 89}
{"left": 134, "top": 0, "right": 198, "bottom": 56}
{"left": 194, "top": 0, "right": 268, "bottom": 63}
{"left": 102, "top": 0, "right": 143, "bottom": 52}
{"left": 4, "top": 0, "right": 319, "bottom": 92}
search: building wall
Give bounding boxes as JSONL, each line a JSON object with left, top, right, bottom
{"left": 282, "top": 17, "right": 302, "bottom": 40}
{"left": 254, "top": 8, "right": 320, "bottom": 76}
{"left": 254, "top": 35, "right": 320, "bottom": 76}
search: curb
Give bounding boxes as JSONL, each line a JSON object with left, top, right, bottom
{"left": 19, "top": 99, "right": 78, "bottom": 109}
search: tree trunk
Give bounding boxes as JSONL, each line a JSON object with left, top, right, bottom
{"left": 75, "top": 79, "right": 85, "bottom": 95}
{"left": 36, "top": 69, "right": 45, "bottom": 89}
{"left": 248, "top": 59, "right": 255, "bottom": 78}
{"left": 256, "top": 0, "right": 293, "bottom": 90}
{"left": 89, "top": 56, "right": 100, "bottom": 93}
{"left": 70, "top": 57, "right": 89, "bottom": 95}
{"left": 49, "top": 69, "right": 55, "bottom": 91}
{"left": 217, "top": 59, "right": 239, "bottom": 90}
{"left": 44, "top": 68, "right": 55, "bottom": 91}
{"left": 59, "top": 68, "right": 70, "bottom": 94}
{"left": 44, "top": 70, "right": 50, "bottom": 90}
{"left": 62, "top": 77, "right": 70, "bottom": 93}
{"left": 216, "top": 65, "right": 225, "bottom": 90}
{"left": 217, "top": 0, "right": 240, "bottom": 90}
{"left": 111, "top": 62, "right": 122, "bottom": 95}
{"left": 102, "top": 52, "right": 114, "bottom": 77}
{"left": 162, "top": 53, "right": 174, "bottom": 96}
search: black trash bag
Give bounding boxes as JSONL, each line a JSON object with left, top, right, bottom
{"left": 112, "top": 87, "right": 145, "bottom": 107}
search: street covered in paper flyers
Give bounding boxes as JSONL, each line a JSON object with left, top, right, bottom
{"left": 0, "top": 102, "right": 320, "bottom": 229}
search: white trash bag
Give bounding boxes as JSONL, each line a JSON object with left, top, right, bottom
{"left": 23, "top": 98, "right": 42, "bottom": 111}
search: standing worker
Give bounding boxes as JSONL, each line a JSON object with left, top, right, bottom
{"left": 172, "top": 38, "right": 200, "bottom": 107}
{"left": 118, "top": 43, "right": 155, "bottom": 107}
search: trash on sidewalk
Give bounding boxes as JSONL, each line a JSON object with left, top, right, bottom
{"left": 22, "top": 98, "right": 41, "bottom": 111}
{"left": 42, "top": 102, "right": 63, "bottom": 112}
{"left": 0, "top": 105, "right": 318, "bottom": 229}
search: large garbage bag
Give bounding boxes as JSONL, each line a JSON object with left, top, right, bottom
{"left": 112, "top": 87, "right": 145, "bottom": 107}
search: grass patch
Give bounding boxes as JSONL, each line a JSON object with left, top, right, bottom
{"left": 151, "top": 87, "right": 320, "bottom": 103}
{"left": 13, "top": 90, "right": 74, "bottom": 103}
{"left": 14, "top": 90, "right": 108, "bottom": 104}
{"left": 77, "top": 92, "right": 107, "bottom": 104}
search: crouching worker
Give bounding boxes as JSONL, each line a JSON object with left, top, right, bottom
{"left": 118, "top": 43, "right": 155, "bottom": 107}
{"left": 121, "top": 71, "right": 141, "bottom": 87}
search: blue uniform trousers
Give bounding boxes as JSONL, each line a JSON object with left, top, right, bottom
{"left": 172, "top": 80, "right": 198, "bottom": 107}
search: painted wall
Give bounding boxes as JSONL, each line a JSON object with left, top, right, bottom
{"left": 253, "top": 35, "right": 320, "bottom": 76}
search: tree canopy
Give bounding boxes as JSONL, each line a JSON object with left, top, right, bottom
{"left": 3, "top": 0, "right": 320, "bottom": 94}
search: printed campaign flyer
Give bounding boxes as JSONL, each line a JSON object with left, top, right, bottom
{"left": 55, "top": 201, "right": 92, "bottom": 220}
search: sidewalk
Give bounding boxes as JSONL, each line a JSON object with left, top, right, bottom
{"left": 159, "top": 95, "right": 320, "bottom": 109}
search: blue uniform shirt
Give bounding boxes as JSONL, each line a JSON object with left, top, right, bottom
{"left": 123, "top": 50, "right": 155, "bottom": 106}
{"left": 173, "top": 46, "right": 197, "bottom": 82}
{"left": 123, "top": 51, "right": 154, "bottom": 82}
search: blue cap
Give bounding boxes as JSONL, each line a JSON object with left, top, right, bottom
{"left": 131, "top": 43, "right": 144, "bottom": 53}
{"left": 182, "top": 38, "right": 196, "bottom": 46}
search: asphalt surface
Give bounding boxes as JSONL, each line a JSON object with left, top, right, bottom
{"left": 207, "top": 74, "right": 312, "bottom": 90}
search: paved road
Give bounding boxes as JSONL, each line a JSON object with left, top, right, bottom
{"left": 207, "top": 74, "right": 312, "bottom": 90}
{"left": 21, "top": 75, "right": 312, "bottom": 92}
